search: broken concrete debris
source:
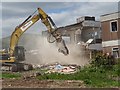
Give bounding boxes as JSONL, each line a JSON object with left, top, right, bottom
{"left": 32, "top": 63, "right": 80, "bottom": 74}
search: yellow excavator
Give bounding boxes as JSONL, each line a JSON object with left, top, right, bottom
{"left": 0, "top": 8, "right": 69, "bottom": 72}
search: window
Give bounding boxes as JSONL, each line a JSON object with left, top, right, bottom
{"left": 110, "top": 21, "right": 118, "bottom": 32}
{"left": 85, "top": 16, "right": 95, "bottom": 21}
{"left": 112, "top": 47, "right": 119, "bottom": 58}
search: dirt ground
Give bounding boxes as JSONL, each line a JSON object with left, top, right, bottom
{"left": 2, "top": 78, "right": 85, "bottom": 88}
{"left": 1, "top": 64, "right": 85, "bottom": 88}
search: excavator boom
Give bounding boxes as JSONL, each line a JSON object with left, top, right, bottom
{"left": 1, "top": 7, "right": 69, "bottom": 65}
{"left": 0, "top": 8, "right": 69, "bottom": 72}
{"left": 9, "top": 8, "right": 69, "bottom": 58}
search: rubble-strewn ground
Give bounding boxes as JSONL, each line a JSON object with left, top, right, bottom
{"left": 1, "top": 62, "right": 119, "bottom": 88}
{"left": 2, "top": 64, "right": 85, "bottom": 88}
{"left": 2, "top": 78, "right": 85, "bottom": 88}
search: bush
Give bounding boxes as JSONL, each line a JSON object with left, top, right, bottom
{"left": 91, "top": 54, "right": 116, "bottom": 69}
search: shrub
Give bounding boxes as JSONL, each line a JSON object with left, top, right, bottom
{"left": 91, "top": 54, "right": 116, "bottom": 69}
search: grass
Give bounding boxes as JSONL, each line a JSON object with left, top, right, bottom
{"left": 1, "top": 58, "right": 119, "bottom": 88}
{"left": 1, "top": 72, "right": 21, "bottom": 79}
{"left": 37, "top": 64, "right": 119, "bottom": 88}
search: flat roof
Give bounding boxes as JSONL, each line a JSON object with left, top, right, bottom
{"left": 100, "top": 12, "right": 120, "bottom": 22}
{"left": 101, "top": 11, "right": 120, "bottom": 17}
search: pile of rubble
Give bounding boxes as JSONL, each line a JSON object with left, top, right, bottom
{"left": 32, "top": 63, "right": 80, "bottom": 74}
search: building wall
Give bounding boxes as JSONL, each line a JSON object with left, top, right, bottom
{"left": 118, "top": 18, "right": 120, "bottom": 39}
{"left": 81, "top": 27, "right": 101, "bottom": 42}
{"left": 101, "top": 12, "right": 120, "bottom": 58}
{"left": 42, "top": 22, "right": 101, "bottom": 44}
{"left": 101, "top": 19, "right": 120, "bottom": 41}
{"left": 103, "top": 45, "right": 120, "bottom": 57}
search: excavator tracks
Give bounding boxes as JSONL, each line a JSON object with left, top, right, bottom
{"left": 1, "top": 63, "right": 33, "bottom": 72}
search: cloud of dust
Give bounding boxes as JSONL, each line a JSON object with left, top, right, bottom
{"left": 24, "top": 35, "right": 89, "bottom": 66}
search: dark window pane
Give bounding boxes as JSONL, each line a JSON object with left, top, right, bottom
{"left": 111, "top": 21, "right": 117, "bottom": 31}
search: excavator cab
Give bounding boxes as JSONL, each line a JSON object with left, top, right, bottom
{"left": 14, "top": 46, "right": 25, "bottom": 61}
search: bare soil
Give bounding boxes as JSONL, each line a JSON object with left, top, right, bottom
{"left": 2, "top": 78, "right": 85, "bottom": 88}
{"left": 1, "top": 64, "right": 85, "bottom": 88}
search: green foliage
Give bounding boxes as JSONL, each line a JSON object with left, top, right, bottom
{"left": 2, "top": 72, "right": 21, "bottom": 78}
{"left": 37, "top": 64, "right": 119, "bottom": 87}
{"left": 0, "top": 73, "right": 2, "bottom": 78}
{"left": 91, "top": 54, "right": 116, "bottom": 69}
{"left": 1, "top": 55, "right": 119, "bottom": 87}
{"left": 37, "top": 56, "right": 120, "bottom": 87}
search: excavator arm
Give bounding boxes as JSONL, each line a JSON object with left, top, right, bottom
{"left": 9, "top": 8, "right": 69, "bottom": 57}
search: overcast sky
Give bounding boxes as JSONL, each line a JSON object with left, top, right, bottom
{"left": 1, "top": 2, "right": 119, "bottom": 38}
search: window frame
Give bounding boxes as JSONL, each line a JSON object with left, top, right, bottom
{"left": 110, "top": 20, "right": 118, "bottom": 32}
{"left": 112, "top": 47, "right": 119, "bottom": 58}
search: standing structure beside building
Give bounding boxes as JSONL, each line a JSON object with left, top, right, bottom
{"left": 101, "top": 12, "right": 120, "bottom": 58}
{"left": 42, "top": 16, "right": 101, "bottom": 44}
